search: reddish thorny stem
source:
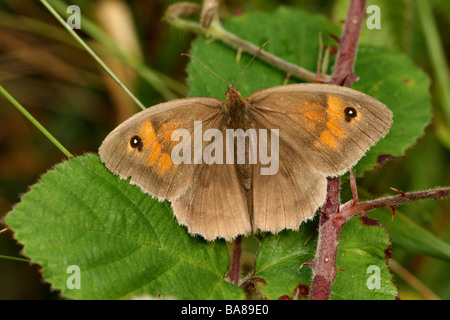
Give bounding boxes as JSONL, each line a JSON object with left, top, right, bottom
{"left": 309, "top": 0, "right": 367, "bottom": 300}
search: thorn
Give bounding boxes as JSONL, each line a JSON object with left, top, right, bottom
{"left": 300, "top": 260, "right": 315, "bottom": 269}
{"left": 0, "top": 228, "right": 9, "bottom": 235}
{"left": 390, "top": 205, "right": 396, "bottom": 221}
{"left": 336, "top": 267, "right": 345, "bottom": 272}
{"left": 283, "top": 72, "right": 291, "bottom": 85}
{"left": 326, "top": 31, "right": 341, "bottom": 44}
{"left": 349, "top": 168, "right": 358, "bottom": 205}
{"left": 304, "top": 223, "right": 319, "bottom": 245}
{"left": 251, "top": 277, "right": 267, "bottom": 286}
{"left": 318, "top": 209, "right": 329, "bottom": 220}
{"left": 390, "top": 187, "right": 406, "bottom": 197}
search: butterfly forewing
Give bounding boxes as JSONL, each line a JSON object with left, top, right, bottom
{"left": 99, "top": 98, "right": 222, "bottom": 200}
{"left": 248, "top": 83, "right": 393, "bottom": 176}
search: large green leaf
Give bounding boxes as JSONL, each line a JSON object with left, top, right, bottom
{"left": 5, "top": 154, "right": 243, "bottom": 300}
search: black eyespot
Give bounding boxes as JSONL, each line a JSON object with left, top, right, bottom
{"left": 130, "top": 135, "right": 143, "bottom": 151}
{"left": 344, "top": 107, "right": 357, "bottom": 122}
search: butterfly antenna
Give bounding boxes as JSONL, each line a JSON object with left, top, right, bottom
{"left": 181, "top": 53, "right": 228, "bottom": 85}
{"left": 233, "top": 40, "right": 271, "bottom": 86}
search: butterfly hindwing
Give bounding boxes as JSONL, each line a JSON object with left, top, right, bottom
{"left": 251, "top": 131, "right": 327, "bottom": 234}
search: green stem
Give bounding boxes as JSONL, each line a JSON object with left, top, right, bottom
{"left": 0, "top": 85, "right": 73, "bottom": 159}
{"left": 0, "top": 254, "right": 30, "bottom": 263}
{"left": 40, "top": 0, "right": 147, "bottom": 110}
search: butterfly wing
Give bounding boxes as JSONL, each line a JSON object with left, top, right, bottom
{"left": 248, "top": 83, "right": 392, "bottom": 233}
{"left": 171, "top": 156, "right": 252, "bottom": 241}
{"left": 99, "top": 97, "right": 252, "bottom": 241}
{"left": 99, "top": 97, "right": 222, "bottom": 201}
{"left": 251, "top": 133, "right": 328, "bottom": 233}
{"left": 248, "top": 83, "right": 393, "bottom": 176}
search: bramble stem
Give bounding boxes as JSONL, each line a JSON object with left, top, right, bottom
{"left": 309, "top": 0, "right": 367, "bottom": 300}
{"left": 341, "top": 188, "right": 450, "bottom": 218}
{"left": 309, "top": 177, "right": 342, "bottom": 300}
{"left": 165, "top": 1, "right": 330, "bottom": 83}
{"left": 230, "top": 235, "right": 242, "bottom": 286}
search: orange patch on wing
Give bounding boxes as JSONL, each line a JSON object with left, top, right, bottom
{"left": 326, "top": 118, "right": 346, "bottom": 138}
{"left": 139, "top": 120, "right": 179, "bottom": 174}
{"left": 317, "top": 130, "right": 339, "bottom": 150}
{"left": 147, "top": 141, "right": 162, "bottom": 165}
{"left": 303, "top": 103, "right": 326, "bottom": 131}
{"left": 159, "top": 120, "right": 177, "bottom": 150}
{"left": 325, "top": 95, "right": 348, "bottom": 139}
{"left": 157, "top": 152, "right": 174, "bottom": 174}
{"left": 139, "top": 120, "right": 158, "bottom": 150}
{"left": 326, "top": 95, "right": 346, "bottom": 121}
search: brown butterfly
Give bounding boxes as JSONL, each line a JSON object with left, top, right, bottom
{"left": 99, "top": 72, "right": 392, "bottom": 241}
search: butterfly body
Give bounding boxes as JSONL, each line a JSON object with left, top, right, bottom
{"left": 99, "top": 83, "right": 392, "bottom": 241}
{"left": 223, "top": 86, "right": 252, "bottom": 130}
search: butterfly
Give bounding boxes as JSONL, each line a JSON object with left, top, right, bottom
{"left": 99, "top": 76, "right": 392, "bottom": 241}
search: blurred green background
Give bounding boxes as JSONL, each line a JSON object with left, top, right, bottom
{"left": 0, "top": 0, "right": 448, "bottom": 299}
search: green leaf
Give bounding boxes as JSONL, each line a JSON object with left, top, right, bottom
{"left": 251, "top": 223, "right": 316, "bottom": 300}
{"left": 332, "top": 217, "right": 397, "bottom": 300}
{"left": 351, "top": 45, "right": 431, "bottom": 173}
{"left": 369, "top": 208, "right": 450, "bottom": 262}
{"left": 5, "top": 154, "right": 243, "bottom": 300}
{"left": 187, "top": 7, "right": 431, "bottom": 173}
{"left": 252, "top": 217, "right": 398, "bottom": 300}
